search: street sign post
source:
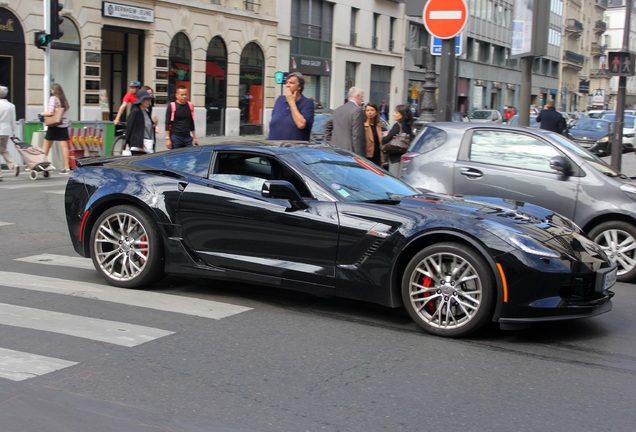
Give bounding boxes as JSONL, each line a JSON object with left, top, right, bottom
{"left": 431, "top": 35, "right": 461, "bottom": 56}
{"left": 423, "top": 0, "right": 468, "bottom": 40}
{"left": 423, "top": 0, "right": 467, "bottom": 122}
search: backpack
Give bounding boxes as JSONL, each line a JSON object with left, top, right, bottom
{"left": 168, "top": 101, "right": 195, "bottom": 130}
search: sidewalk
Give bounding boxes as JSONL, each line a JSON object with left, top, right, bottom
{"left": 155, "top": 135, "right": 266, "bottom": 152}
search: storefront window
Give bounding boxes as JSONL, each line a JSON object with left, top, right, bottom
{"left": 169, "top": 32, "right": 192, "bottom": 103}
{"left": 239, "top": 42, "right": 264, "bottom": 135}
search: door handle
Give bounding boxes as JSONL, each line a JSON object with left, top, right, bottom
{"left": 460, "top": 167, "right": 484, "bottom": 179}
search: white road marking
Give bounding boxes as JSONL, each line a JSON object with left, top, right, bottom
{"left": 0, "top": 271, "right": 252, "bottom": 320}
{"left": 0, "top": 221, "right": 14, "bottom": 227}
{"left": 16, "top": 253, "right": 94, "bottom": 270}
{"left": 0, "top": 347, "right": 77, "bottom": 381}
{"left": 0, "top": 181, "right": 67, "bottom": 190}
{"left": 0, "top": 303, "right": 174, "bottom": 347}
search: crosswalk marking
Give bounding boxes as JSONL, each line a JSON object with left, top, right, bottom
{"left": 0, "top": 347, "right": 77, "bottom": 382}
{"left": 0, "top": 181, "right": 67, "bottom": 190}
{"left": 0, "top": 221, "right": 13, "bottom": 227}
{"left": 0, "top": 303, "right": 174, "bottom": 347}
{"left": 16, "top": 253, "right": 95, "bottom": 270}
{"left": 0, "top": 271, "right": 252, "bottom": 320}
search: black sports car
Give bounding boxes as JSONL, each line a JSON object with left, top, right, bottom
{"left": 64, "top": 142, "right": 616, "bottom": 337}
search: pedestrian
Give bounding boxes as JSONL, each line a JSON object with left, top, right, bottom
{"left": 41, "top": 83, "right": 71, "bottom": 174}
{"left": 504, "top": 105, "right": 515, "bottom": 123}
{"left": 165, "top": 85, "right": 198, "bottom": 149}
{"left": 379, "top": 100, "right": 390, "bottom": 122}
{"left": 0, "top": 85, "right": 19, "bottom": 180}
{"left": 382, "top": 104, "right": 413, "bottom": 176}
{"left": 536, "top": 100, "right": 567, "bottom": 134}
{"left": 324, "top": 86, "right": 366, "bottom": 156}
{"left": 267, "top": 72, "right": 314, "bottom": 140}
{"left": 124, "top": 88, "right": 155, "bottom": 155}
{"left": 113, "top": 80, "right": 141, "bottom": 124}
{"left": 363, "top": 102, "right": 384, "bottom": 167}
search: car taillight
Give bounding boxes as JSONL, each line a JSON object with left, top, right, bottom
{"left": 400, "top": 152, "right": 417, "bottom": 173}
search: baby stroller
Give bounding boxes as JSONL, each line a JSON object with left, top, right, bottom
{"left": 11, "top": 136, "right": 51, "bottom": 180}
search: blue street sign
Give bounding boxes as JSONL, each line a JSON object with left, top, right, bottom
{"left": 431, "top": 35, "right": 462, "bottom": 56}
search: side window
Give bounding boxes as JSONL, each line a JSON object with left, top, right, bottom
{"left": 163, "top": 151, "right": 211, "bottom": 177}
{"left": 210, "top": 153, "right": 272, "bottom": 192}
{"left": 468, "top": 130, "right": 560, "bottom": 172}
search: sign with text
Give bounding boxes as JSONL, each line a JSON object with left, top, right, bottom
{"left": 102, "top": 2, "right": 154, "bottom": 23}
{"left": 431, "top": 35, "right": 461, "bottom": 56}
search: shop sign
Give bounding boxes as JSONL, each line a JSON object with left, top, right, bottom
{"left": 290, "top": 56, "right": 330, "bottom": 76}
{"left": 102, "top": 2, "right": 154, "bottom": 23}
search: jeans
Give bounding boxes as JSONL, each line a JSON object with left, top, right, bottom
{"left": 170, "top": 134, "right": 193, "bottom": 149}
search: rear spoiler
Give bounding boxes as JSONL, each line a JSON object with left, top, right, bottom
{"left": 75, "top": 155, "right": 123, "bottom": 168}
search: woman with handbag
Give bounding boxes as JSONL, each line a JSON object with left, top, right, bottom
{"left": 382, "top": 104, "right": 413, "bottom": 176}
{"left": 124, "top": 89, "right": 155, "bottom": 155}
{"left": 363, "top": 103, "right": 384, "bottom": 167}
{"left": 41, "top": 83, "right": 71, "bottom": 174}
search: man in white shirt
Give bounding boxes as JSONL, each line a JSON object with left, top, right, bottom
{"left": 0, "top": 85, "right": 18, "bottom": 180}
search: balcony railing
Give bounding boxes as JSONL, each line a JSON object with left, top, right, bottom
{"left": 591, "top": 68, "right": 610, "bottom": 78}
{"left": 566, "top": 18, "right": 583, "bottom": 35}
{"left": 563, "top": 50, "right": 585, "bottom": 68}
{"left": 591, "top": 42, "right": 607, "bottom": 56}
{"left": 595, "top": 0, "right": 608, "bottom": 9}
{"left": 595, "top": 20, "right": 607, "bottom": 33}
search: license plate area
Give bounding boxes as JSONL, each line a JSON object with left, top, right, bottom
{"left": 596, "top": 265, "right": 618, "bottom": 292}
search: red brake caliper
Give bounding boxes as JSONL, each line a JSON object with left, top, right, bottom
{"left": 421, "top": 275, "right": 435, "bottom": 312}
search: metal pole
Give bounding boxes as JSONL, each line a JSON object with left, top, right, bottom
{"left": 436, "top": 38, "right": 455, "bottom": 122}
{"left": 610, "top": 0, "right": 632, "bottom": 171}
{"left": 44, "top": 0, "right": 51, "bottom": 111}
{"left": 518, "top": 56, "right": 534, "bottom": 127}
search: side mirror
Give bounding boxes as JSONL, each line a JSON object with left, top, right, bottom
{"left": 549, "top": 156, "right": 573, "bottom": 179}
{"left": 262, "top": 180, "right": 308, "bottom": 210}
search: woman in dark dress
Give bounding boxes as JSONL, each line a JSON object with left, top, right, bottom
{"left": 382, "top": 104, "right": 413, "bottom": 176}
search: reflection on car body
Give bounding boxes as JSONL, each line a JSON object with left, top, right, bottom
{"left": 65, "top": 142, "right": 615, "bottom": 338}
{"left": 400, "top": 122, "right": 636, "bottom": 282}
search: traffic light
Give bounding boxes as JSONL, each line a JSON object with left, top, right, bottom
{"left": 35, "top": 31, "right": 52, "bottom": 49}
{"left": 50, "top": 1, "right": 64, "bottom": 41}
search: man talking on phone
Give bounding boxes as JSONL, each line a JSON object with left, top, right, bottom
{"left": 267, "top": 72, "right": 314, "bottom": 141}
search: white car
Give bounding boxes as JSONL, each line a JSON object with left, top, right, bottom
{"left": 602, "top": 114, "right": 636, "bottom": 150}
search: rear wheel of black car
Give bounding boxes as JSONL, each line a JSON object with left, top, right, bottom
{"left": 90, "top": 205, "right": 164, "bottom": 288}
{"left": 589, "top": 221, "right": 636, "bottom": 282}
{"left": 402, "top": 243, "right": 495, "bottom": 337}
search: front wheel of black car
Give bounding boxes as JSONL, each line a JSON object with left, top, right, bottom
{"left": 589, "top": 221, "right": 636, "bottom": 282}
{"left": 90, "top": 205, "right": 164, "bottom": 288}
{"left": 402, "top": 243, "right": 495, "bottom": 337}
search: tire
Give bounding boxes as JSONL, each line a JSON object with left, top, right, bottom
{"left": 90, "top": 205, "right": 164, "bottom": 288}
{"left": 402, "top": 242, "right": 495, "bottom": 337}
{"left": 29, "top": 170, "right": 38, "bottom": 180}
{"left": 589, "top": 221, "right": 636, "bottom": 282}
{"left": 112, "top": 136, "right": 126, "bottom": 156}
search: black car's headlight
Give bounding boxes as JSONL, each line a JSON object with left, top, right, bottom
{"left": 479, "top": 223, "right": 561, "bottom": 258}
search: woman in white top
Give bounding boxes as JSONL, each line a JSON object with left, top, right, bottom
{"left": 41, "top": 83, "right": 71, "bottom": 174}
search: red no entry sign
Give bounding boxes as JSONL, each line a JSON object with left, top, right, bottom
{"left": 423, "top": 0, "right": 468, "bottom": 40}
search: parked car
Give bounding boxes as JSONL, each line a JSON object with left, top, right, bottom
{"left": 412, "top": 112, "right": 468, "bottom": 135}
{"left": 64, "top": 142, "right": 615, "bottom": 337}
{"left": 506, "top": 114, "right": 540, "bottom": 128}
{"left": 601, "top": 114, "right": 636, "bottom": 151}
{"left": 468, "top": 109, "right": 503, "bottom": 123}
{"left": 399, "top": 122, "right": 636, "bottom": 281}
{"left": 567, "top": 118, "right": 613, "bottom": 156}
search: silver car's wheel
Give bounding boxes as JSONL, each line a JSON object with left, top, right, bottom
{"left": 90, "top": 205, "right": 164, "bottom": 288}
{"left": 402, "top": 243, "right": 494, "bottom": 337}
{"left": 589, "top": 221, "right": 636, "bottom": 282}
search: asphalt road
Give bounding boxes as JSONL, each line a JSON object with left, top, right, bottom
{"left": 1, "top": 171, "right": 636, "bottom": 432}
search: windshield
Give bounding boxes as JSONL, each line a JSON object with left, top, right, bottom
{"left": 571, "top": 118, "right": 609, "bottom": 132}
{"left": 549, "top": 133, "right": 624, "bottom": 176}
{"left": 289, "top": 149, "right": 419, "bottom": 201}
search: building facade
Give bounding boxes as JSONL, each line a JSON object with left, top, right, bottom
{"left": 1, "top": 0, "right": 280, "bottom": 137}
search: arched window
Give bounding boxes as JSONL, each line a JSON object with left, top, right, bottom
{"left": 206, "top": 37, "right": 227, "bottom": 136}
{"left": 169, "top": 32, "right": 192, "bottom": 102}
{"left": 239, "top": 42, "right": 264, "bottom": 135}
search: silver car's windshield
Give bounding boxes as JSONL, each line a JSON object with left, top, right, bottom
{"left": 549, "top": 132, "right": 624, "bottom": 176}
{"left": 290, "top": 150, "right": 419, "bottom": 201}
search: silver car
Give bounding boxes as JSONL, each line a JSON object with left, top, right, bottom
{"left": 400, "top": 122, "right": 636, "bottom": 282}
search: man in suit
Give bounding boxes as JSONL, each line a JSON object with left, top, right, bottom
{"left": 536, "top": 100, "right": 567, "bottom": 135}
{"left": 324, "top": 87, "right": 366, "bottom": 156}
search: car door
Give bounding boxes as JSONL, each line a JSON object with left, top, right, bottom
{"left": 176, "top": 150, "right": 339, "bottom": 288}
{"left": 452, "top": 129, "right": 580, "bottom": 219}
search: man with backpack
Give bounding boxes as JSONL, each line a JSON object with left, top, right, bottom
{"left": 164, "top": 85, "right": 198, "bottom": 149}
